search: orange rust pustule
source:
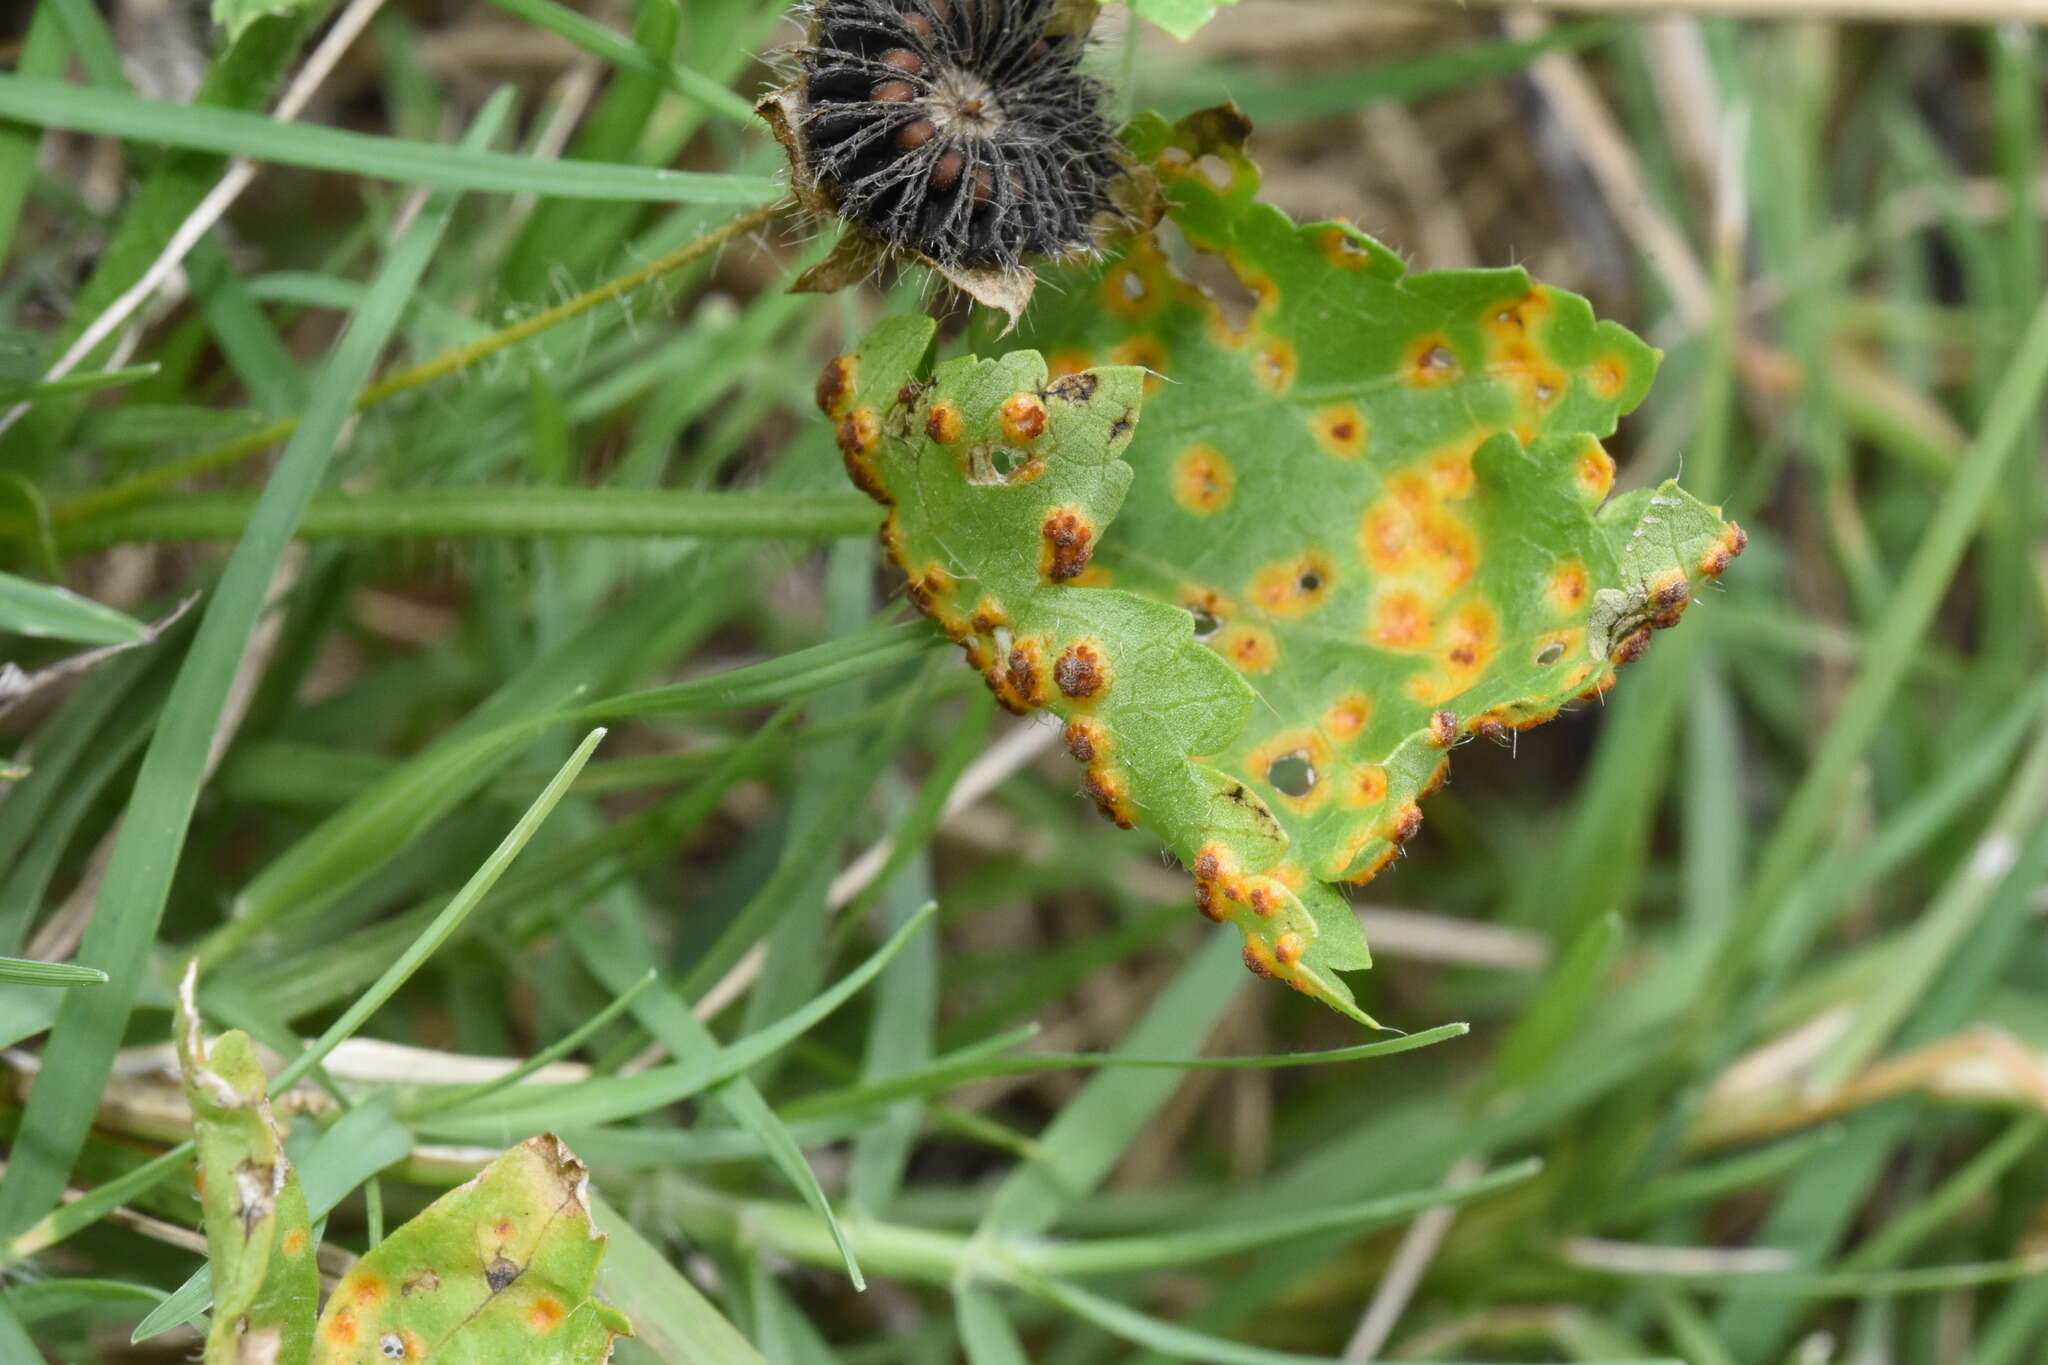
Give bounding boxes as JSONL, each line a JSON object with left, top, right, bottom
{"left": 1041, "top": 509, "right": 1096, "bottom": 582}
{"left": 1612, "top": 626, "right": 1653, "bottom": 666}
{"left": 981, "top": 663, "right": 1033, "bottom": 715}
{"left": 1273, "top": 931, "right": 1305, "bottom": 965}
{"left": 1392, "top": 803, "right": 1424, "bottom": 844}
{"left": 1001, "top": 392, "right": 1048, "bottom": 443}
{"left": 1064, "top": 717, "right": 1106, "bottom": 764}
{"left": 815, "top": 355, "right": 855, "bottom": 418}
{"left": 1005, "top": 645, "right": 1046, "bottom": 708}
{"left": 1699, "top": 521, "right": 1749, "bottom": 577}
{"left": 836, "top": 407, "right": 878, "bottom": 461}
{"left": 1083, "top": 766, "right": 1135, "bottom": 828}
{"left": 925, "top": 401, "right": 964, "bottom": 445}
{"left": 1421, "top": 757, "right": 1451, "bottom": 797}
{"left": 838, "top": 405, "right": 889, "bottom": 506}
{"left": 1054, "top": 642, "right": 1106, "bottom": 698}
{"left": 1242, "top": 940, "right": 1277, "bottom": 978}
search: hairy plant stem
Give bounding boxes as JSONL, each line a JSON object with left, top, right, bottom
{"left": 6, "top": 197, "right": 794, "bottom": 546}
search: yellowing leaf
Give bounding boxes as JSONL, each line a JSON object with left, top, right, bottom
{"left": 830, "top": 108, "right": 1743, "bottom": 1024}
{"left": 311, "top": 1135, "right": 630, "bottom": 1364}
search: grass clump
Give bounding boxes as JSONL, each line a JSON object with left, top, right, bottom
{"left": 3, "top": 2, "right": 2048, "bottom": 1362}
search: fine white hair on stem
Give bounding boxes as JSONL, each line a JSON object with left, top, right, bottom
{"left": 0, "top": 0, "right": 392, "bottom": 441}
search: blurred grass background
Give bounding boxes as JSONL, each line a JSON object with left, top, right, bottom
{"left": 2, "top": 0, "right": 2047, "bottom": 1360}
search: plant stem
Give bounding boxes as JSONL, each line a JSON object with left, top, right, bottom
{"left": 55, "top": 487, "right": 878, "bottom": 551}
{"left": 16, "top": 197, "right": 793, "bottom": 539}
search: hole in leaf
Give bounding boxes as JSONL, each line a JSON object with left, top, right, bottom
{"left": 1188, "top": 604, "right": 1223, "bottom": 640}
{"left": 993, "top": 447, "right": 1031, "bottom": 479}
{"left": 1159, "top": 217, "right": 1258, "bottom": 335}
{"left": 1268, "top": 752, "right": 1316, "bottom": 797}
{"left": 1535, "top": 642, "right": 1566, "bottom": 666}
{"left": 1298, "top": 570, "right": 1323, "bottom": 593}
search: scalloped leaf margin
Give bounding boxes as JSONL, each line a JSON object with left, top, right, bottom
{"left": 825, "top": 110, "right": 1744, "bottom": 1024}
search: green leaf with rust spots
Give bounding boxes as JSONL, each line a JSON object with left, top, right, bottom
{"left": 311, "top": 1134, "right": 630, "bottom": 1364}
{"left": 830, "top": 109, "right": 1743, "bottom": 1024}
{"left": 174, "top": 965, "right": 318, "bottom": 1365}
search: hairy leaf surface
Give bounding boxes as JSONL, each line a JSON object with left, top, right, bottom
{"left": 831, "top": 109, "right": 1742, "bottom": 1023}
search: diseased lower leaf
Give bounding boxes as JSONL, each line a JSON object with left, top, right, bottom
{"left": 311, "top": 1134, "right": 630, "bottom": 1364}
{"left": 829, "top": 108, "right": 1743, "bottom": 1024}
{"left": 174, "top": 964, "right": 318, "bottom": 1365}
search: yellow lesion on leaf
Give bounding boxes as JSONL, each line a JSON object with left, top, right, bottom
{"left": 1045, "top": 348, "right": 1094, "bottom": 380}
{"left": 1172, "top": 444, "right": 1235, "bottom": 516}
{"left": 1342, "top": 763, "right": 1389, "bottom": 808}
{"left": 1251, "top": 336, "right": 1297, "bottom": 393}
{"left": 1217, "top": 622, "right": 1277, "bottom": 673}
{"left": 1319, "top": 223, "right": 1375, "bottom": 270}
{"left": 1548, "top": 559, "right": 1590, "bottom": 614}
{"left": 1369, "top": 586, "right": 1435, "bottom": 651}
{"left": 1111, "top": 334, "right": 1170, "bottom": 394}
{"left": 1323, "top": 692, "right": 1372, "bottom": 743}
{"left": 1247, "top": 550, "right": 1335, "bottom": 618}
{"left": 1311, "top": 403, "right": 1367, "bottom": 459}
{"left": 1585, "top": 352, "right": 1630, "bottom": 400}
{"left": 1574, "top": 439, "right": 1616, "bottom": 504}
{"left": 1245, "top": 728, "right": 1333, "bottom": 814}
{"left": 1401, "top": 333, "right": 1462, "bottom": 388}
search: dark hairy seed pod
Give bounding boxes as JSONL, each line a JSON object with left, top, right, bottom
{"left": 794, "top": 0, "right": 1122, "bottom": 271}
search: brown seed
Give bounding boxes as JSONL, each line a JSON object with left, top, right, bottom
{"left": 873, "top": 79, "right": 916, "bottom": 103}
{"left": 904, "top": 11, "right": 934, "bottom": 37}
{"left": 972, "top": 164, "right": 995, "bottom": 203}
{"left": 897, "top": 118, "right": 935, "bottom": 151}
{"left": 932, "top": 146, "right": 963, "bottom": 190}
{"left": 879, "top": 47, "right": 922, "bottom": 74}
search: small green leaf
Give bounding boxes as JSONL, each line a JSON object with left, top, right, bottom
{"left": 0, "top": 571, "right": 147, "bottom": 646}
{"left": 174, "top": 965, "right": 318, "bottom": 1365}
{"left": 1127, "top": 0, "right": 1236, "bottom": 41}
{"left": 310, "top": 1134, "right": 631, "bottom": 1363}
{"left": 830, "top": 109, "right": 1743, "bottom": 1024}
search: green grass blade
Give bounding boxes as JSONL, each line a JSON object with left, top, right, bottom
{"left": 0, "top": 92, "right": 506, "bottom": 1241}
{"left": 271, "top": 726, "right": 605, "bottom": 1094}
{"left": 0, "top": 76, "right": 778, "bottom": 204}
{"left": 53, "top": 487, "right": 879, "bottom": 552}
{"left": 0, "top": 571, "right": 146, "bottom": 645}
{"left": 0, "top": 362, "right": 158, "bottom": 405}
{"left": 0, "top": 957, "right": 109, "bottom": 987}
{"left": 482, "top": 0, "right": 753, "bottom": 125}
{"left": 592, "top": 1192, "right": 767, "bottom": 1365}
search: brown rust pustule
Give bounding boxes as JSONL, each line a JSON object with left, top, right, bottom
{"left": 1053, "top": 642, "right": 1106, "bottom": 699}
{"left": 1612, "top": 626, "right": 1653, "bottom": 666}
{"left": 1040, "top": 508, "right": 1096, "bottom": 581}
{"left": 1083, "top": 766, "right": 1135, "bottom": 828}
{"left": 1392, "top": 803, "right": 1424, "bottom": 844}
{"left": 1005, "top": 643, "right": 1047, "bottom": 707}
{"left": 1429, "top": 709, "right": 1458, "bottom": 747}
{"left": 816, "top": 355, "right": 856, "bottom": 418}
{"left": 1064, "top": 717, "right": 1106, "bottom": 764}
